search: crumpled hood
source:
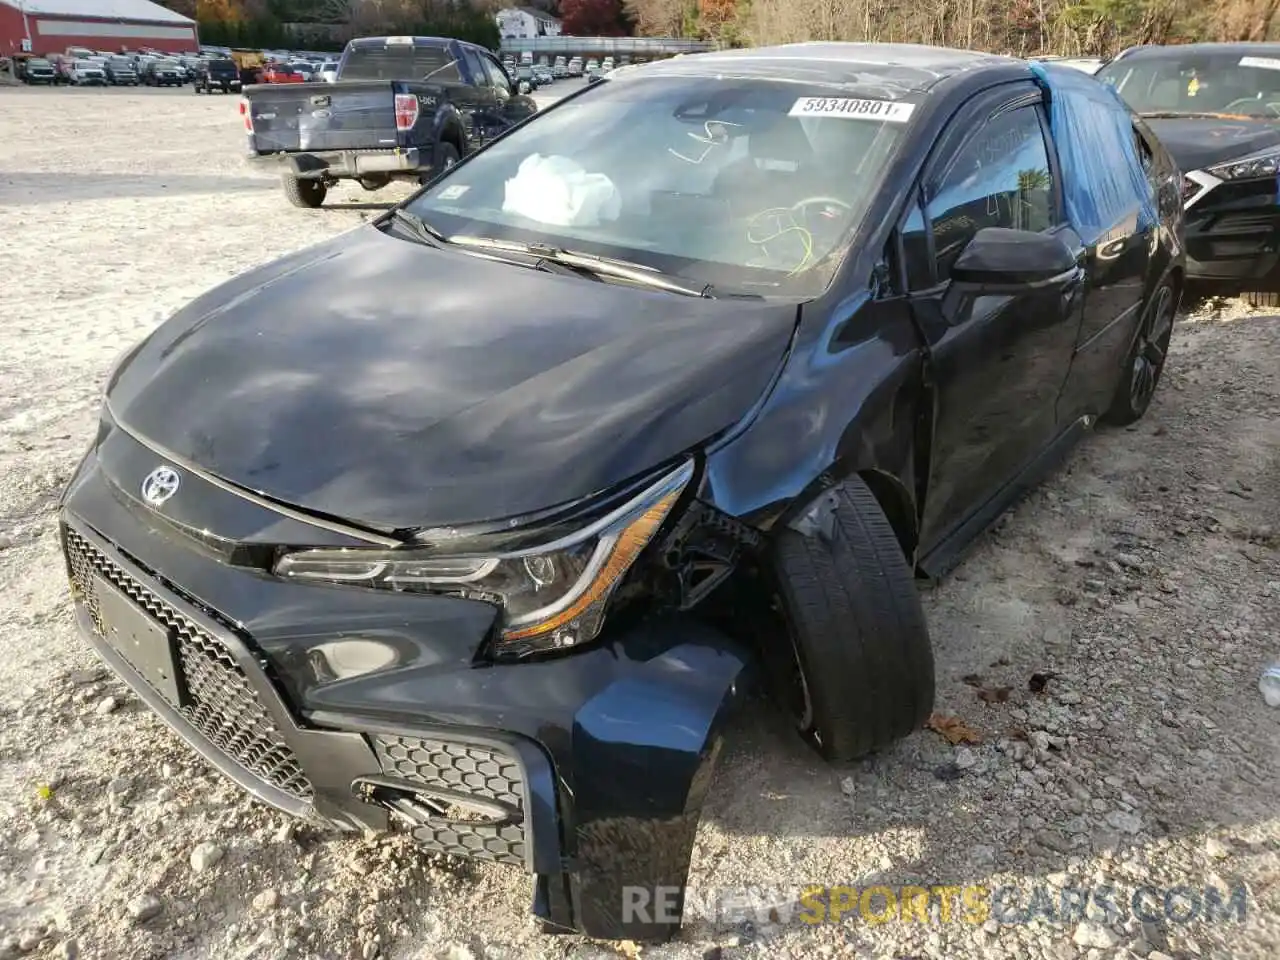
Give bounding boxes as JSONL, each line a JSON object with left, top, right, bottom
{"left": 1144, "top": 117, "right": 1280, "bottom": 172}
{"left": 107, "top": 225, "right": 798, "bottom": 531}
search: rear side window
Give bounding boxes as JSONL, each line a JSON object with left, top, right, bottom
{"left": 341, "top": 43, "right": 461, "bottom": 82}
{"left": 926, "top": 105, "right": 1055, "bottom": 281}
{"left": 460, "top": 47, "right": 485, "bottom": 86}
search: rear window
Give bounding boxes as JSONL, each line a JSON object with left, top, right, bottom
{"left": 208, "top": 59, "right": 235, "bottom": 71}
{"left": 340, "top": 43, "right": 461, "bottom": 82}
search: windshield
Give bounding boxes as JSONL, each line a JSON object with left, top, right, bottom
{"left": 404, "top": 76, "right": 911, "bottom": 297}
{"left": 1099, "top": 51, "right": 1280, "bottom": 118}
{"left": 74, "top": 60, "right": 98, "bottom": 69}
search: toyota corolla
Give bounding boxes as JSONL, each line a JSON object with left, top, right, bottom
{"left": 61, "top": 43, "right": 1184, "bottom": 941}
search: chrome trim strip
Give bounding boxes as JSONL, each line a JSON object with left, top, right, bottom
{"left": 105, "top": 402, "right": 401, "bottom": 547}
{"left": 1183, "top": 169, "right": 1221, "bottom": 211}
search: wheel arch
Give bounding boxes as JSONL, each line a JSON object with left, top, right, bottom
{"left": 773, "top": 464, "right": 920, "bottom": 567}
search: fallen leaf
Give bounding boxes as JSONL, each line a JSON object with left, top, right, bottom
{"left": 36, "top": 785, "right": 53, "bottom": 801}
{"left": 976, "top": 686, "right": 1012, "bottom": 704}
{"left": 618, "top": 940, "right": 642, "bottom": 959}
{"left": 926, "top": 713, "right": 982, "bottom": 745}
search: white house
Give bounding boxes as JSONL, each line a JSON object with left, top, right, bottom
{"left": 494, "top": 6, "right": 561, "bottom": 39}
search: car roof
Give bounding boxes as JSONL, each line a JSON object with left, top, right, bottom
{"left": 613, "top": 42, "right": 1022, "bottom": 95}
{"left": 1113, "top": 41, "right": 1280, "bottom": 61}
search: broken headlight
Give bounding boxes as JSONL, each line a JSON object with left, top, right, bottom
{"left": 273, "top": 460, "right": 693, "bottom": 655}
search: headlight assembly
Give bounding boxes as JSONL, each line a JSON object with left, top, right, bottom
{"left": 273, "top": 459, "right": 694, "bottom": 655}
{"left": 1206, "top": 146, "right": 1280, "bottom": 182}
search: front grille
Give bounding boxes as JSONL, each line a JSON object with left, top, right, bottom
{"left": 64, "top": 527, "right": 313, "bottom": 802}
{"left": 372, "top": 735, "right": 527, "bottom": 865}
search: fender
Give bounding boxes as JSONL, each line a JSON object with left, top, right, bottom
{"left": 701, "top": 289, "right": 926, "bottom": 558}
{"left": 431, "top": 101, "right": 467, "bottom": 154}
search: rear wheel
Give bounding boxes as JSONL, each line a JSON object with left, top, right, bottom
{"left": 1100, "top": 276, "right": 1178, "bottom": 426}
{"left": 769, "top": 478, "right": 935, "bottom": 761}
{"left": 419, "top": 142, "right": 460, "bottom": 185}
{"left": 282, "top": 175, "right": 326, "bottom": 209}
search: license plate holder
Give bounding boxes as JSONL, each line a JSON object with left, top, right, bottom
{"left": 92, "top": 574, "right": 186, "bottom": 708}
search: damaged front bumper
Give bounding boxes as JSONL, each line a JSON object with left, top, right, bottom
{"left": 60, "top": 447, "right": 750, "bottom": 941}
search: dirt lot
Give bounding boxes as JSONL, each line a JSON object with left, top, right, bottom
{"left": 0, "top": 86, "right": 1277, "bottom": 960}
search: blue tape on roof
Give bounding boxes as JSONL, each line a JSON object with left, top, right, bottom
{"left": 1028, "top": 61, "right": 1158, "bottom": 246}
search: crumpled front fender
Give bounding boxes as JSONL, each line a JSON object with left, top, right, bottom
{"left": 535, "top": 615, "right": 751, "bottom": 941}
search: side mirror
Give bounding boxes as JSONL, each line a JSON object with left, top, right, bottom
{"left": 950, "top": 227, "right": 1077, "bottom": 292}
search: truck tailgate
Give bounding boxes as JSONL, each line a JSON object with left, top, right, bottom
{"left": 247, "top": 81, "right": 400, "bottom": 153}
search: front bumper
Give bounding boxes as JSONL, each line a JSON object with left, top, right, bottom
{"left": 1184, "top": 172, "right": 1280, "bottom": 284}
{"left": 60, "top": 434, "right": 749, "bottom": 940}
{"left": 246, "top": 147, "right": 425, "bottom": 180}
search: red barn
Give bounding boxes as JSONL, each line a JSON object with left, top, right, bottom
{"left": 0, "top": 0, "right": 197, "bottom": 57}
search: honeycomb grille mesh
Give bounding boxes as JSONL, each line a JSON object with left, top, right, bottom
{"left": 64, "top": 527, "right": 313, "bottom": 802}
{"left": 372, "top": 735, "right": 527, "bottom": 865}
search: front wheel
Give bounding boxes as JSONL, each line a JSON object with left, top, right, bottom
{"left": 1100, "top": 276, "right": 1178, "bottom": 426}
{"left": 769, "top": 478, "right": 935, "bottom": 761}
{"left": 282, "top": 174, "right": 326, "bottom": 209}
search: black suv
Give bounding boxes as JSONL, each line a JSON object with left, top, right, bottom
{"left": 194, "top": 58, "right": 241, "bottom": 94}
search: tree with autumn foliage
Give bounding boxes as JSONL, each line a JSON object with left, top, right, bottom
{"left": 624, "top": 0, "right": 1280, "bottom": 54}
{"left": 560, "top": 0, "right": 632, "bottom": 36}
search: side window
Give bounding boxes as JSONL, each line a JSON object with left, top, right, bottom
{"left": 483, "top": 55, "right": 511, "bottom": 97}
{"left": 926, "top": 105, "right": 1055, "bottom": 281}
{"left": 460, "top": 47, "right": 485, "bottom": 86}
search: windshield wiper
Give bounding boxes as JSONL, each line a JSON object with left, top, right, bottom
{"left": 450, "top": 235, "right": 713, "bottom": 298}
{"left": 1139, "top": 110, "right": 1256, "bottom": 120}
{"left": 389, "top": 208, "right": 450, "bottom": 247}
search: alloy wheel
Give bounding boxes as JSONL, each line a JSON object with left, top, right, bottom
{"left": 1129, "top": 284, "right": 1175, "bottom": 412}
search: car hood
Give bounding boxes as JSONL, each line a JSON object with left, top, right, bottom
{"left": 1143, "top": 116, "right": 1280, "bottom": 172}
{"left": 106, "top": 225, "right": 798, "bottom": 532}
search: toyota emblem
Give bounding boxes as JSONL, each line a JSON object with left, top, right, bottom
{"left": 140, "top": 466, "right": 181, "bottom": 507}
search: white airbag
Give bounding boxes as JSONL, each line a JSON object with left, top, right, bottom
{"left": 502, "top": 153, "right": 621, "bottom": 227}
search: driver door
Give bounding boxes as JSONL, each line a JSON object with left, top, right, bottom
{"left": 906, "top": 87, "right": 1085, "bottom": 556}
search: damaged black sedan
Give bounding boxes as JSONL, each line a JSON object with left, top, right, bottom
{"left": 61, "top": 43, "right": 1183, "bottom": 941}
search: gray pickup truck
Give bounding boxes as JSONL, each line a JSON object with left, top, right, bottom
{"left": 242, "top": 36, "right": 539, "bottom": 208}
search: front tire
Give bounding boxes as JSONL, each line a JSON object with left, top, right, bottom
{"left": 770, "top": 478, "right": 935, "bottom": 761}
{"left": 282, "top": 175, "right": 326, "bottom": 209}
{"left": 1100, "top": 275, "right": 1178, "bottom": 426}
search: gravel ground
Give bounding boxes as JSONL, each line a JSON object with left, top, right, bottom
{"left": 0, "top": 86, "right": 1277, "bottom": 960}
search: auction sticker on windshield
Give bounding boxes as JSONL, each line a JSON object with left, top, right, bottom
{"left": 1240, "top": 55, "right": 1280, "bottom": 71}
{"left": 789, "top": 97, "right": 916, "bottom": 123}
{"left": 437, "top": 184, "right": 469, "bottom": 200}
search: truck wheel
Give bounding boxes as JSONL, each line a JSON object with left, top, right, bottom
{"left": 282, "top": 175, "right": 326, "bottom": 209}
{"left": 419, "top": 142, "right": 460, "bottom": 184}
{"left": 769, "top": 478, "right": 935, "bottom": 761}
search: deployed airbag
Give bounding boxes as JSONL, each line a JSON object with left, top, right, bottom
{"left": 502, "top": 153, "right": 622, "bottom": 227}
